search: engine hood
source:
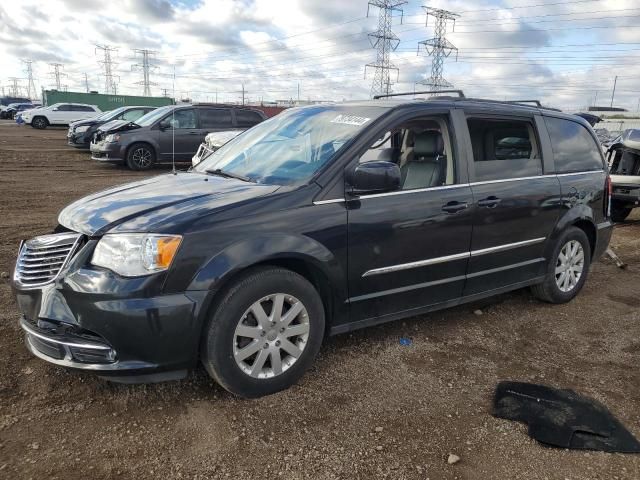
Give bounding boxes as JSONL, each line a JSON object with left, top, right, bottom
{"left": 58, "top": 172, "right": 280, "bottom": 236}
{"left": 97, "top": 119, "right": 141, "bottom": 134}
{"left": 70, "top": 118, "right": 101, "bottom": 128}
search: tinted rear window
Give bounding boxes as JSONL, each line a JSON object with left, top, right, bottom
{"left": 235, "top": 110, "right": 264, "bottom": 128}
{"left": 544, "top": 117, "right": 604, "bottom": 173}
{"left": 200, "top": 108, "right": 233, "bottom": 129}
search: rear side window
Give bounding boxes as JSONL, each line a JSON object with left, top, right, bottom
{"left": 200, "top": 108, "right": 232, "bottom": 129}
{"left": 58, "top": 104, "right": 74, "bottom": 111}
{"left": 544, "top": 117, "right": 604, "bottom": 173}
{"left": 467, "top": 117, "right": 541, "bottom": 181}
{"left": 235, "top": 110, "right": 264, "bottom": 128}
{"left": 121, "top": 109, "right": 147, "bottom": 121}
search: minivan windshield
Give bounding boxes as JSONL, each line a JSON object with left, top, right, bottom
{"left": 194, "top": 105, "right": 388, "bottom": 185}
{"left": 98, "top": 107, "right": 126, "bottom": 121}
{"left": 136, "top": 105, "right": 173, "bottom": 127}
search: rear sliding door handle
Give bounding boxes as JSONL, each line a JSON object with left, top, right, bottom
{"left": 442, "top": 201, "right": 468, "bottom": 213}
{"left": 477, "top": 196, "right": 501, "bottom": 208}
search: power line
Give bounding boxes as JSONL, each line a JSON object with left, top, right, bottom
{"left": 365, "top": 0, "right": 407, "bottom": 98}
{"left": 22, "top": 59, "right": 36, "bottom": 99}
{"left": 132, "top": 49, "right": 158, "bottom": 96}
{"left": 7, "top": 77, "right": 22, "bottom": 97}
{"left": 96, "top": 44, "right": 119, "bottom": 95}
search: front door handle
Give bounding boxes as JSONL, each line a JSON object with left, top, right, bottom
{"left": 188, "top": 131, "right": 199, "bottom": 135}
{"left": 442, "top": 201, "right": 468, "bottom": 213}
{"left": 477, "top": 196, "right": 501, "bottom": 208}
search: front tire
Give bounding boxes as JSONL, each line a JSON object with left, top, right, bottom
{"left": 531, "top": 226, "right": 591, "bottom": 304}
{"left": 31, "top": 116, "right": 48, "bottom": 129}
{"left": 201, "top": 267, "right": 325, "bottom": 398}
{"left": 126, "top": 143, "right": 155, "bottom": 170}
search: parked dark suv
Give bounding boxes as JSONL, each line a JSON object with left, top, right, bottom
{"left": 67, "top": 106, "right": 156, "bottom": 149}
{"left": 11, "top": 92, "right": 612, "bottom": 398}
{"left": 90, "top": 104, "right": 267, "bottom": 170}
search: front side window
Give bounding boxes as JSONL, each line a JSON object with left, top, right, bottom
{"left": 163, "top": 109, "right": 196, "bottom": 129}
{"left": 358, "top": 117, "right": 456, "bottom": 190}
{"left": 467, "top": 117, "right": 541, "bottom": 181}
{"left": 194, "top": 105, "right": 388, "bottom": 186}
{"left": 200, "top": 108, "right": 232, "bottom": 129}
{"left": 544, "top": 117, "right": 604, "bottom": 173}
{"left": 136, "top": 105, "right": 173, "bottom": 127}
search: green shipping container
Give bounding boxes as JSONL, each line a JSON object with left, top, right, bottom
{"left": 42, "top": 90, "right": 174, "bottom": 111}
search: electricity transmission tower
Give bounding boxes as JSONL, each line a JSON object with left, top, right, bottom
{"left": 96, "top": 44, "right": 119, "bottom": 94}
{"left": 132, "top": 49, "right": 158, "bottom": 96}
{"left": 49, "top": 63, "right": 65, "bottom": 90}
{"left": 22, "top": 60, "right": 37, "bottom": 99}
{"left": 418, "top": 6, "right": 459, "bottom": 90}
{"left": 7, "top": 77, "right": 22, "bottom": 97}
{"left": 364, "top": 0, "right": 407, "bottom": 98}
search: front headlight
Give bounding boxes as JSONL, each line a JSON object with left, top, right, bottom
{"left": 105, "top": 133, "right": 120, "bottom": 143}
{"left": 75, "top": 125, "right": 89, "bottom": 133}
{"left": 91, "top": 234, "right": 182, "bottom": 277}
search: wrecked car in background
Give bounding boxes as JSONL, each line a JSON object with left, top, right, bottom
{"left": 191, "top": 129, "right": 243, "bottom": 166}
{"left": 605, "top": 129, "right": 640, "bottom": 222}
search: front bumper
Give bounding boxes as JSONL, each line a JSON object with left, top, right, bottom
{"left": 67, "top": 130, "right": 91, "bottom": 148}
{"left": 12, "top": 239, "right": 210, "bottom": 380}
{"left": 90, "top": 140, "right": 125, "bottom": 162}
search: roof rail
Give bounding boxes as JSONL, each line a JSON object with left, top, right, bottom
{"left": 373, "top": 89, "right": 465, "bottom": 100}
{"left": 505, "top": 100, "right": 542, "bottom": 107}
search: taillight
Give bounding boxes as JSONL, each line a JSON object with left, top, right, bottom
{"left": 605, "top": 175, "right": 612, "bottom": 218}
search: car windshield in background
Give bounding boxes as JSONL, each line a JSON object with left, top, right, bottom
{"left": 100, "top": 107, "right": 126, "bottom": 121}
{"left": 194, "top": 105, "right": 387, "bottom": 185}
{"left": 136, "top": 105, "right": 173, "bottom": 127}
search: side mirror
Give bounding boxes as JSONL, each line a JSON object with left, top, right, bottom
{"left": 346, "top": 161, "right": 401, "bottom": 196}
{"left": 52, "top": 107, "right": 59, "bottom": 111}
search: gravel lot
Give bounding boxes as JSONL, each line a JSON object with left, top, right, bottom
{"left": 1, "top": 120, "right": 639, "bottom": 479}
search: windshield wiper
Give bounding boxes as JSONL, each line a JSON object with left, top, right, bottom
{"left": 205, "top": 168, "right": 252, "bottom": 182}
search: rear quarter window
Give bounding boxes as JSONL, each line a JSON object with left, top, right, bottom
{"left": 235, "top": 110, "right": 264, "bottom": 128}
{"left": 544, "top": 117, "right": 604, "bottom": 173}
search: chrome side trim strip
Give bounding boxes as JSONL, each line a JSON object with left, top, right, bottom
{"left": 555, "top": 170, "right": 604, "bottom": 177}
{"left": 362, "top": 252, "right": 470, "bottom": 277}
{"left": 313, "top": 198, "right": 345, "bottom": 205}
{"left": 470, "top": 237, "right": 546, "bottom": 257}
{"left": 468, "top": 175, "right": 543, "bottom": 186}
{"left": 21, "top": 320, "right": 112, "bottom": 351}
{"left": 362, "top": 237, "right": 546, "bottom": 277}
{"left": 359, "top": 183, "right": 469, "bottom": 200}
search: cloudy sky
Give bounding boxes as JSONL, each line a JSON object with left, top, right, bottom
{"left": 1, "top": 0, "right": 640, "bottom": 110}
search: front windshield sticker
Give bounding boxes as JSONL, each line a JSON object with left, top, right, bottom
{"left": 330, "top": 114, "right": 370, "bottom": 126}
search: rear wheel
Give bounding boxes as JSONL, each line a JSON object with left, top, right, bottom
{"left": 531, "top": 226, "right": 591, "bottom": 304}
{"left": 611, "top": 204, "right": 632, "bottom": 223}
{"left": 126, "top": 143, "right": 155, "bottom": 171}
{"left": 31, "top": 116, "right": 48, "bottom": 129}
{"left": 201, "top": 267, "right": 325, "bottom": 398}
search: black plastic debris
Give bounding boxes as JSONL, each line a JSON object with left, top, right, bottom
{"left": 492, "top": 381, "right": 640, "bottom": 453}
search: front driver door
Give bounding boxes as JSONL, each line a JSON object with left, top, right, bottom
{"left": 346, "top": 111, "right": 474, "bottom": 324}
{"left": 157, "top": 108, "right": 200, "bottom": 161}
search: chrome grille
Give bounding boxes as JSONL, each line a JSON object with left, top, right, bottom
{"left": 14, "top": 232, "right": 82, "bottom": 288}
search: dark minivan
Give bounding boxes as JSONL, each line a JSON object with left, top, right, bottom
{"left": 90, "top": 104, "right": 266, "bottom": 170}
{"left": 12, "top": 92, "right": 612, "bottom": 397}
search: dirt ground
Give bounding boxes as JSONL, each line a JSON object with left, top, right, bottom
{"left": 0, "top": 120, "right": 639, "bottom": 479}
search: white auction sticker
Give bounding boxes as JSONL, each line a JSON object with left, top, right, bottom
{"left": 330, "top": 114, "right": 371, "bottom": 126}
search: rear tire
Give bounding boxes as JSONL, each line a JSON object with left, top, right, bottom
{"left": 126, "top": 143, "right": 155, "bottom": 171}
{"left": 611, "top": 204, "right": 632, "bottom": 223}
{"left": 531, "top": 226, "right": 591, "bottom": 304}
{"left": 201, "top": 267, "right": 325, "bottom": 398}
{"left": 31, "top": 116, "right": 48, "bottom": 129}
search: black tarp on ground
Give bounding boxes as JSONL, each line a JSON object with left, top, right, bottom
{"left": 492, "top": 381, "right": 640, "bottom": 453}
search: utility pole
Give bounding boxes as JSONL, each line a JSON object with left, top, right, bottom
{"left": 22, "top": 59, "right": 37, "bottom": 99}
{"left": 96, "top": 44, "right": 119, "bottom": 95}
{"left": 84, "top": 73, "right": 90, "bottom": 93}
{"left": 297, "top": 82, "right": 300, "bottom": 104}
{"left": 132, "top": 49, "right": 158, "bottom": 96}
{"left": 610, "top": 75, "right": 618, "bottom": 109}
{"left": 418, "top": 7, "right": 459, "bottom": 91}
{"left": 364, "top": 0, "right": 407, "bottom": 98}
{"left": 49, "top": 63, "right": 65, "bottom": 90}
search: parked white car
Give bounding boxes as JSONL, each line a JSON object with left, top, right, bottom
{"left": 192, "top": 130, "right": 244, "bottom": 166}
{"left": 21, "top": 103, "right": 101, "bottom": 129}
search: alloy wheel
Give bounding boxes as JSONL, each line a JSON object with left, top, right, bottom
{"left": 555, "top": 240, "right": 585, "bottom": 293}
{"left": 132, "top": 147, "right": 152, "bottom": 168}
{"left": 33, "top": 118, "right": 45, "bottom": 129}
{"left": 233, "top": 293, "right": 310, "bottom": 379}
